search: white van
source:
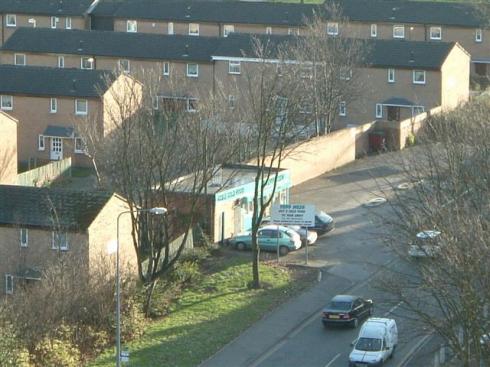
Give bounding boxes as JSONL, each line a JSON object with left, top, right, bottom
{"left": 348, "top": 318, "right": 398, "bottom": 367}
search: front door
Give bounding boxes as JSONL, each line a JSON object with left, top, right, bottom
{"left": 387, "top": 106, "right": 401, "bottom": 121}
{"left": 50, "top": 137, "right": 63, "bottom": 160}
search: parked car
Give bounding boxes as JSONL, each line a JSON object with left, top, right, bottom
{"left": 228, "top": 225, "right": 302, "bottom": 255}
{"left": 260, "top": 218, "right": 318, "bottom": 246}
{"left": 321, "top": 295, "right": 373, "bottom": 328}
{"left": 309, "top": 210, "right": 335, "bottom": 235}
{"left": 408, "top": 230, "right": 442, "bottom": 258}
{"left": 349, "top": 318, "right": 398, "bottom": 366}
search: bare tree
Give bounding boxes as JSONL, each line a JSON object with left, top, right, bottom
{"left": 378, "top": 100, "right": 490, "bottom": 366}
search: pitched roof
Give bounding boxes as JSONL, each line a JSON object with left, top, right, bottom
{"left": 213, "top": 34, "right": 457, "bottom": 70}
{"left": 0, "top": 185, "right": 113, "bottom": 231}
{"left": 0, "top": 65, "right": 114, "bottom": 97}
{"left": 0, "top": 0, "right": 94, "bottom": 16}
{"left": 92, "top": 0, "right": 317, "bottom": 26}
{"left": 3, "top": 28, "right": 220, "bottom": 62}
{"left": 335, "top": 0, "right": 482, "bottom": 28}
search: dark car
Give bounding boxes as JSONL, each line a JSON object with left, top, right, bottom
{"left": 322, "top": 295, "right": 373, "bottom": 328}
{"left": 309, "top": 210, "right": 335, "bottom": 235}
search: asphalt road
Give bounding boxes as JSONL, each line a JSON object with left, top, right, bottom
{"left": 201, "top": 151, "right": 437, "bottom": 367}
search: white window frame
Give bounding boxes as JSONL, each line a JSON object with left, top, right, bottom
{"left": 168, "top": 22, "right": 174, "bottom": 35}
{"left": 393, "top": 25, "right": 405, "bottom": 39}
{"left": 75, "top": 99, "right": 88, "bottom": 115}
{"left": 5, "top": 274, "right": 13, "bottom": 295}
{"left": 327, "top": 22, "right": 339, "bottom": 36}
{"left": 476, "top": 28, "right": 483, "bottom": 43}
{"left": 152, "top": 96, "right": 159, "bottom": 110}
{"left": 189, "top": 23, "right": 199, "bottom": 36}
{"left": 74, "top": 137, "right": 86, "bottom": 154}
{"left": 51, "top": 16, "right": 59, "bottom": 29}
{"left": 6, "top": 14, "right": 16, "bottom": 27}
{"left": 38, "top": 134, "right": 45, "bottom": 151}
{"left": 50, "top": 98, "right": 57, "bottom": 113}
{"left": 228, "top": 61, "right": 241, "bottom": 74}
{"left": 371, "top": 24, "right": 377, "bottom": 37}
{"left": 413, "top": 70, "right": 426, "bottom": 85}
{"left": 223, "top": 24, "right": 234, "bottom": 37}
{"left": 118, "top": 59, "right": 130, "bottom": 73}
{"left": 81, "top": 57, "right": 94, "bottom": 70}
{"left": 340, "top": 68, "right": 352, "bottom": 81}
{"left": 376, "top": 103, "right": 383, "bottom": 118}
{"left": 186, "top": 98, "right": 198, "bottom": 112}
{"left": 65, "top": 17, "right": 72, "bottom": 29}
{"left": 163, "top": 62, "right": 170, "bottom": 76}
{"left": 339, "top": 101, "right": 346, "bottom": 116}
{"left": 127, "top": 20, "right": 137, "bottom": 33}
{"left": 388, "top": 68, "right": 395, "bottom": 83}
{"left": 52, "top": 231, "right": 69, "bottom": 251}
{"left": 58, "top": 55, "right": 65, "bottom": 68}
{"left": 186, "top": 63, "right": 198, "bottom": 78}
{"left": 14, "top": 53, "right": 26, "bottom": 66}
{"left": 20, "top": 228, "right": 28, "bottom": 247}
{"left": 266, "top": 26, "right": 272, "bottom": 34}
{"left": 228, "top": 95, "right": 236, "bottom": 109}
{"left": 0, "top": 95, "right": 13, "bottom": 110}
{"left": 430, "top": 26, "right": 442, "bottom": 40}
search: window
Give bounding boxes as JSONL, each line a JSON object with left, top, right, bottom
{"left": 65, "top": 17, "right": 72, "bottom": 29}
{"left": 228, "top": 95, "right": 236, "bottom": 109}
{"left": 6, "top": 14, "right": 16, "bottom": 27}
{"left": 14, "top": 53, "right": 26, "bottom": 66}
{"left": 118, "top": 59, "right": 130, "bottom": 73}
{"left": 412, "top": 106, "right": 425, "bottom": 116}
{"left": 223, "top": 24, "right": 234, "bottom": 37}
{"left": 476, "top": 29, "right": 483, "bottom": 43}
{"left": 74, "top": 137, "right": 86, "bottom": 153}
{"left": 81, "top": 57, "right": 94, "bottom": 70}
{"left": 50, "top": 98, "right": 57, "bottom": 113}
{"left": 75, "top": 99, "right": 88, "bottom": 115}
{"left": 339, "top": 101, "right": 346, "bottom": 116}
{"left": 288, "top": 28, "right": 299, "bottom": 35}
{"left": 152, "top": 96, "right": 159, "bottom": 110}
{"left": 127, "top": 20, "right": 137, "bottom": 32}
{"left": 58, "top": 55, "right": 65, "bottom": 68}
{"left": 186, "top": 63, "right": 198, "bottom": 77}
{"left": 340, "top": 68, "right": 352, "bottom": 80}
{"left": 0, "top": 95, "right": 13, "bottom": 110}
{"left": 388, "top": 68, "right": 395, "bottom": 83}
{"left": 300, "top": 64, "right": 313, "bottom": 79}
{"left": 228, "top": 61, "right": 241, "bottom": 74}
{"left": 266, "top": 26, "right": 272, "bottom": 34}
{"left": 5, "top": 274, "right": 13, "bottom": 294}
{"left": 371, "top": 24, "right": 377, "bottom": 37}
{"left": 38, "top": 135, "right": 45, "bottom": 150}
{"left": 168, "top": 22, "right": 174, "bottom": 35}
{"left": 475, "top": 62, "right": 488, "bottom": 76}
{"left": 393, "top": 25, "right": 405, "bottom": 39}
{"left": 327, "top": 22, "right": 339, "bottom": 36}
{"left": 376, "top": 103, "right": 383, "bottom": 118}
{"left": 413, "top": 70, "right": 426, "bottom": 84}
{"left": 163, "top": 62, "right": 170, "bottom": 76}
{"left": 189, "top": 23, "right": 199, "bottom": 36}
{"left": 51, "top": 16, "right": 59, "bottom": 29}
{"left": 186, "top": 98, "right": 198, "bottom": 112}
{"left": 430, "top": 26, "right": 442, "bottom": 40}
{"left": 20, "top": 228, "right": 28, "bottom": 247}
{"left": 52, "top": 231, "right": 68, "bottom": 251}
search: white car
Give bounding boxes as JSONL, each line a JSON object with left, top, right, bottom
{"left": 408, "top": 230, "right": 441, "bottom": 257}
{"left": 260, "top": 219, "right": 318, "bottom": 246}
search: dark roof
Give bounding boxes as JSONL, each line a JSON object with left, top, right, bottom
{"left": 382, "top": 97, "right": 416, "bottom": 106}
{"left": 335, "top": 0, "right": 482, "bottom": 28}
{"left": 214, "top": 34, "right": 457, "bottom": 70}
{"left": 0, "top": 185, "right": 113, "bottom": 231}
{"left": 92, "top": 0, "right": 317, "bottom": 26}
{"left": 0, "top": 0, "right": 94, "bottom": 16}
{"left": 3, "top": 28, "right": 221, "bottom": 62}
{"left": 0, "top": 65, "right": 114, "bottom": 97}
{"left": 43, "top": 125, "right": 75, "bottom": 138}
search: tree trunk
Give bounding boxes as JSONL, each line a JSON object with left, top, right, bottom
{"left": 143, "top": 278, "right": 158, "bottom": 317}
{"left": 251, "top": 230, "right": 261, "bottom": 289}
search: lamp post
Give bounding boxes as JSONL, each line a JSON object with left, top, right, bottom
{"left": 115, "top": 206, "right": 167, "bottom": 367}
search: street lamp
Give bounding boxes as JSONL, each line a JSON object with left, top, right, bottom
{"left": 115, "top": 206, "right": 167, "bottom": 367}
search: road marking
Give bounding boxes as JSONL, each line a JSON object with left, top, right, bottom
{"left": 384, "top": 301, "right": 403, "bottom": 316}
{"left": 396, "top": 333, "right": 433, "bottom": 367}
{"left": 324, "top": 353, "right": 341, "bottom": 367}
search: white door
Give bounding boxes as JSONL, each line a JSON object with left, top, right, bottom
{"left": 50, "top": 137, "right": 63, "bottom": 160}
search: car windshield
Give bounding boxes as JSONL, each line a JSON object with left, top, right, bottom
{"left": 317, "top": 211, "right": 331, "bottom": 222}
{"left": 355, "top": 338, "right": 382, "bottom": 352}
{"left": 329, "top": 301, "right": 352, "bottom": 311}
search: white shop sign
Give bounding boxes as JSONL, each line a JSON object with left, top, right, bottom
{"left": 271, "top": 204, "right": 315, "bottom": 226}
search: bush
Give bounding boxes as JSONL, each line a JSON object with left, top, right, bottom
{"left": 171, "top": 261, "right": 201, "bottom": 285}
{"left": 33, "top": 324, "right": 81, "bottom": 367}
{"left": 0, "top": 321, "right": 30, "bottom": 367}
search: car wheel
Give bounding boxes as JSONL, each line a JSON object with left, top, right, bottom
{"left": 236, "top": 242, "right": 246, "bottom": 251}
{"left": 351, "top": 318, "right": 359, "bottom": 328}
{"left": 279, "top": 246, "right": 289, "bottom": 256}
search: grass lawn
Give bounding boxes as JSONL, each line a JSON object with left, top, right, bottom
{"left": 89, "top": 249, "right": 316, "bottom": 367}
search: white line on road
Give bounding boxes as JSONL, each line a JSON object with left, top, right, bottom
{"left": 384, "top": 301, "right": 403, "bottom": 316}
{"left": 396, "top": 333, "right": 433, "bottom": 367}
{"left": 324, "top": 353, "right": 341, "bottom": 367}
